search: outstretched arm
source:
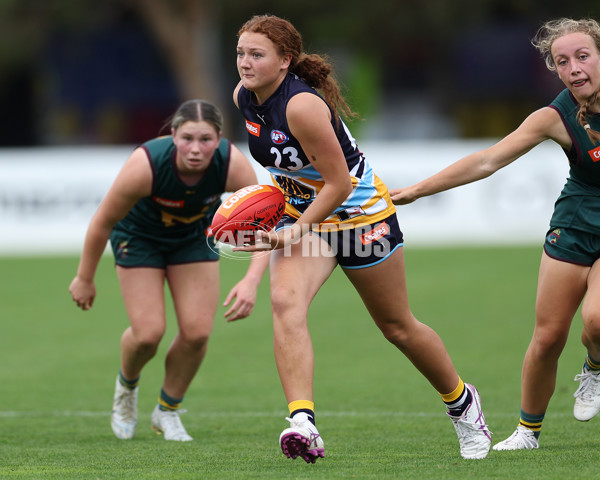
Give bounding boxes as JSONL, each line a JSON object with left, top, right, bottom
{"left": 390, "top": 107, "right": 567, "bottom": 205}
{"left": 238, "top": 92, "right": 353, "bottom": 252}
{"left": 69, "top": 148, "right": 152, "bottom": 310}
{"left": 221, "top": 141, "right": 271, "bottom": 321}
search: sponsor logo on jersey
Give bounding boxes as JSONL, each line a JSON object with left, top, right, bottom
{"left": 271, "top": 130, "right": 288, "bottom": 144}
{"left": 360, "top": 222, "right": 390, "bottom": 245}
{"left": 245, "top": 119, "right": 261, "bottom": 137}
{"left": 589, "top": 146, "right": 600, "bottom": 162}
{"left": 154, "top": 196, "right": 184, "bottom": 208}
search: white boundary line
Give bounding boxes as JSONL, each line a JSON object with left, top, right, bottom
{"left": 0, "top": 410, "right": 571, "bottom": 418}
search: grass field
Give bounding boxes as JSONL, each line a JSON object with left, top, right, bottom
{"left": 0, "top": 246, "right": 595, "bottom": 479}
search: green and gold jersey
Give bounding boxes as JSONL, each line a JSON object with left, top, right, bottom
{"left": 549, "top": 89, "right": 600, "bottom": 234}
{"left": 114, "top": 136, "right": 231, "bottom": 241}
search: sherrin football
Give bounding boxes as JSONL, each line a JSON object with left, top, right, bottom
{"left": 210, "top": 184, "right": 285, "bottom": 246}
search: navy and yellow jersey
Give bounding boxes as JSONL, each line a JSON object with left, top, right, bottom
{"left": 549, "top": 88, "right": 600, "bottom": 234}
{"left": 113, "top": 136, "right": 231, "bottom": 241}
{"left": 237, "top": 73, "right": 396, "bottom": 230}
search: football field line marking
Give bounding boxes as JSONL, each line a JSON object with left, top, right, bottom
{"left": 0, "top": 410, "right": 574, "bottom": 418}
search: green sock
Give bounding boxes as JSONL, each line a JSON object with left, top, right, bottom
{"left": 158, "top": 388, "right": 183, "bottom": 412}
{"left": 584, "top": 354, "right": 600, "bottom": 372}
{"left": 519, "top": 409, "right": 544, "bottom": 439}
{"left": 118, "top": 370, "right": 139, "bottom": 390}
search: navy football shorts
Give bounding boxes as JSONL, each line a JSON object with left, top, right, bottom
{"left": 276, "top": 213, "right": 403, "bottom": 269}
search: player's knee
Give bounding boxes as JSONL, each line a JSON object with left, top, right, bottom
{"left": 531, "top": 327, "right": 568, "bottom": 358}
{"left": 378, "top": 322, "right": 411, "bottom": 348}
{"left": 270, "top": 284, "right": 302, "bottom": 319}
{"left": 582, "top": 310, "right": 600, "bottom": 341}
{"left": 178, "top": 328, "right": 211, "bottom": 349}
{"left": 374, "top": 311, "right": 418, "bottom": 348}
{"left": 130, "top": 326, "right": 165, "bottom": 352}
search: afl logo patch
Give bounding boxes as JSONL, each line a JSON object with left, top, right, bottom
{"left": 271, "top": 130, "right": 288, "bottom": 144}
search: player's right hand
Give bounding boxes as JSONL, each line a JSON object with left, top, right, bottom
{"left": 69, "top": 277, "right": 96, "bottom": 311}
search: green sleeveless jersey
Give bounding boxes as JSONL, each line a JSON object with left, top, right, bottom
{"left": 549, "top": 89, "right": 600, "bottom": 234}
{"left": 113, "top": 136, "right": 231, "bottom": 241}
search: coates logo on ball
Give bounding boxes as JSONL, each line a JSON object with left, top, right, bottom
{"left": 207, "top": 184, "right": 285, "bottom": 257}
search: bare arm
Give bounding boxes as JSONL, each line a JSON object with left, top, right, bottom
{"left": 69, "top": 148, "right": 153, "bottom": 309}
{"left": 233, "top": 80, "right": 243, "bottom": 108}
{"left": 234, "top": 83, "right": 351, "bottom": 231}
{"left": 225, "top": 143, "right": 259, "bottom": 192}
{"left": 390, "top": 107, "right": 569, "bottom": 204}
{"left": 235, "top": 93, "right": 352, "bottom": 251}
{"left": 266, "top": 93, "right": 352, "bottom": 247}
{"left": 221, "top": 142, "right": 271, "bottom": 321}
{"left": 222, "top": 251, "right": 270, "bottom": 322}
{"left": 288, "top": 93, "right": 353, "bottom": 227}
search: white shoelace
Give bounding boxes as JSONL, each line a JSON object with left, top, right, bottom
{"left": 508, "top": 428, "right": 537, "bottom": 448}
{"left": 574, "top": 371, "right": 600, "bottom": 401}
{"left": 159, "top": 410, "right": 190, "bottom": 436}
{"left": 161, "top": 411, "right": 183, "bottom": 427}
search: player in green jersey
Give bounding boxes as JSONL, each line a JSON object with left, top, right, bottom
{"left": 69, "top": 99, "right": 269, "bottom": 441}
{"left": 391, "top": 18, "right": 600, "bottom": 450}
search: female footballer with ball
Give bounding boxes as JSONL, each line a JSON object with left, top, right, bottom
{"left": 233, "top": 14, "right": 491, "bottom": 462}
{"left": 391, "top": 18, "right": 600, "bottom": 451}
{"left": 69, "top": 99, "right": 269, "bottom": 441}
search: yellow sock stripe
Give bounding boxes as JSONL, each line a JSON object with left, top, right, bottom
{"left": 587, "top": 356, "right": 600, "bottom": 370}
{"left": 519, "top": 419, "right": 542, "bottom": 432}
{"left": 288, "top": 400, "right": 314, "bottom": 414}
{"left": 159, "top": 397, "right": 181, "bottom": 411}
{"left": 440, "top": 378, "right": 465, "bottom": 403}
{"left": 118, "top": 374, "right": 139, "bottom": 389}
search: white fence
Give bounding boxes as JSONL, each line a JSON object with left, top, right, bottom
{"left": 0, "top": 140, "right": 569, "bottom": 255}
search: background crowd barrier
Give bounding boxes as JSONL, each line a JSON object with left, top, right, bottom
{"left": 0, "top": 140, "right": 569, "bottom": 254}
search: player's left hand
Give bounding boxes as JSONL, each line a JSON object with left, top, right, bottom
{"left": 233, "top": 227, "right": 300, "bottom": 252}
{"left": 389, "top": 187, "right": 418, "bottom": 205}
{"left": 223, "top": 279, "right": 257, "bottom": 322}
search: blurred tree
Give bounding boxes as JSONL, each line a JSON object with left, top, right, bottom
{"left": 0, "top": 0, "right": 226, "bottom": 144}
{"left": 124, "top": 0, "right": 223, "bottom": 103}
{"left": 0, "top": 0, "right": 49, "bottom": 145}
{"left": 1, "top": 0, "right": 600, "bottom": 145}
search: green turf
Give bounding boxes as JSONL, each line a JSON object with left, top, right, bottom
{"left": 0, "top": 246, "right": 592, "bottom": 479}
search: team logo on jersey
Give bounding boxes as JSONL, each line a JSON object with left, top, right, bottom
{"left": 271, "top": 130, "right": 289, "bottom": 144}
{"left": 360, "top": 222, "right": 390, "bottom": 245}
{"left": 547, "top": 228, "right": 561, "bottom": 244}
{"left": 116, "top": 240, "right": 129, "bottom": 259}
{"left": 274, "top": 175, "right": 315, "bottom": 205}
{"left": 245, "top": 119, "right": 261, "bottom": 137}
{"left": 203, "top": 194, "right": 220, "bottom": 204}
{"left": 588, "top": 146, "right": 600, "bottom": 162}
